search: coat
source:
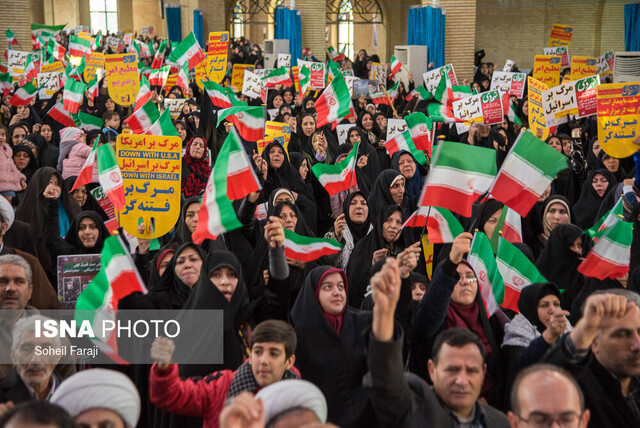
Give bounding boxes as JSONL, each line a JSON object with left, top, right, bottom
{"left": 364, "top": 325, "right": 510, "bottom": 428}
{"left": 0, "top": 368, "right": 62, "bottom": 404}
{"left": 0, "top": 145, "right": 25, "bottom": 192}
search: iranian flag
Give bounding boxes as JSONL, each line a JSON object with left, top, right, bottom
{"left": 47, "top": 40, "right": 66, "bottom": 62}
{"left": 417, "top": 86, "right": 433, "bottom": 100}
{"left": 468, "top": 232, "right": 504, "bottom": 316}
{"left": 371, "top": 90, "right": 390, "bottom": 105}
{"left": 502, "top": 92, "right": 522, "bottom": 125}
{"left": 262, "top": 67, "right": 292, "bottom": 88}
{"left": 69, "top": 35, "right": 92, "bottom": 59}
{"left": 134, "top": 39, "right": 152, "bottom": 58}
{"left": 586, "top": 198, "right": 624, "bottom": 240}
{"left": 434, "top": 74, "right": 454, "bottom": 106}
{"left": 0, "top": 72, "right": 12, "bottom": 96}
{"left": 97, "top": 144, "right": 125, "bottom": 212}
{"left": 149, "top": 65, "right": 170, "bottom": 87}
{"left": 91, "top": 30, "right": 102, "bottom": 51}
{"left": 10, "top": 81, "right": 40, "bottom": 106}
{"left": 31, "top": 24, "right": 65, "bottom": 49}
{"left": 452, "top": 85, "right": 473, "bottom": 101}
{"left": 71, "top": 137, "right": 99, "bottom": 191}
{"left": 5, "top": 29, "right": 17, "bottom": 47}
{"left": 135, "top": 75, "right": 153, "bottom": 110}
{"left": 328, "top": 46, "right": 346, "bottom": 62}
{"left": 47, "top": 100, "right": 76, "bottom": 127}
{"left": 63, "top": 78, "right": 87, "bottom": 114}
{"left": 384, "top": 131, "right": 428, "bottom": 166}
{"left": 152, "top": 39, "right": 167, "bottom": 69}
{"left": 192, "top": 130, "right": 262, "bottom": 244}
{"left": 427, "top": 103, "right": 461, "bottom": 123}
{"left": 24, "top": 54, "right": 39, "bottom": 81}
{"left": 405, "top": 112, "right": 433, "bottom": 155}
{"left": 72, "top": 111, "right": 103, "bottom": 132}
{"left": 86, "top": 76, "right": 99, "bottom": 101}
{"left": 501, "top": 206, "right": 523, "bottom": 243}
{"left": 490, "top": 130, "right": 568, "bottom": 217}
{"left": 144, "top": 108, "right": 178, "bottom": 137}
{"left": 419, "top": 141, "right": 497, "bottom": 217}
{"left": 405, "top": 89, "right": 418, "bottom": 102}
{"left": 125, "top": 99, "right": 160, "bottom": 134}
{"left": 204, "top": 80, "right": 235, "bottom": 109}
{"left": 298, "top": 66, "right": 311, "bottom": 95}
{"left": 169, "top": 32, "right": 205, "bottom": 71}
{"left": 176, "top": 61, "right": 189, "bottom": 94}
{"left": 75, "top": 235, "right": 147, "bottom": 363}
{"left": 578, "top": 220, "right": 632, "bottom": 280}
{"left": 402, "top": 206, "right": 464, "bottom": 244}
{"left": 284, "top": 229, "right": 343, "bottom": 262}
{"left": 315, "top": 72, "right": 351, "bottom": 127}
{"left": 311, "top": 142, "right": 359, "bottom": 196}
{"left": 389, "top": 55, "right": 402, "bottom": 76}
{"left": 217, "top": 106, "right": 265, "bottom": 142}
{"left": 496, "top": 237, "right": 547, "bottom": 313}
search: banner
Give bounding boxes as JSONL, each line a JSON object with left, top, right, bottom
{"left": 231, "top": 63, "right": 254, "bottom": 92}
{"left": 543, "top": 46, "right": 570, "bottom": 67}
{"left": 8, "top": 50, "right": 29, "bottom": 77}
{"left": 277, "top": 53, "right": 291, "bottom": 69}
{"left": 207, "top": 31, "right": 229, "bottom": 84}
{"left": 259, "top": 121, "right": 291, "bottom": 154}
{"left": 105, "top": 53, "right": 140, "bottom": 106}
{"left": 422, "top": 64, "right": 458, "bottom": 93}
{"left": 84, "top": 51, "right": 105, "bottom": 83}
{"left": 41, "top": 61, "right": 65, "bottom": 73}
{"left": 242, "top": 70, "right": 263, "bottom": 99}
{"left": 142, "top": 26, "right": 154, "bottom": 36}
{"left": 37, "top": 72, "right": 61, "bottom": 99}
{"left": 117, "top": 134, "right": 182, "bottom": 238}
{"left": 386, "top": 119, "right": 407, "bottom": 139}
{"left": 452, "top": 90, "right": 504, "bottom": 125}
{"left": 541, "top": 75, "right": 600, "bottom": 127}
{"left": 298, "top": 60, "right": 326, "bottom": 89}
{"left": 548, "top": 23, "right": 573, "bottom": 47}
{"left": 596, "top": 50, "right": 614, "bottom": 76}
{"left": 597, "top": 82, "right": 640, "bottom": 158}
{"left": 533, "top": 55, "right": 562, "bottom": 88}
{"left": 528, "top": 76, "right": 550, "bottom": 140}
{"left": 163, "top": 98, "right": 186, "bottom": 119}
{"left": 571, "top": 56, "right": 597, "bottom": 81}
{"left": 57, "top": 255, "right": 101, "bottom": 309}
{"left": 370, "top": 62, "right": 387, "bottom": 90}
{"left": 490, "top": 72, "right": 527, "bottom": 98}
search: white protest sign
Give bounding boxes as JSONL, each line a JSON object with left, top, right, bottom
{"left": 541, "top": 75, "right": 599, "bottom": 127}
{"left": 596, "top": 50, "right": 614, "bottom": 76}
{"left": 490, "top": 72, "right": 527, "bottom": 98}
{"left": 163, "top": 98, "right": 186, "bottom": 119}
{"left": 267, "top": 108, "right": 279, "bottom": 120}
{"left": 37, "top": 72, "right": 61, "bottom": 99}
{"left": 345, "top": 76, "right": 357, "bottom": 97}
{"left": 503, "top": 60, "right": 515, "bottom": 72}
{"left": 298, "top": 60, "right": 325, "bottom": 89}
{"left": 370, "top": 63, "right": 387, "bottom": 89}
{"left": 8, "top": 51, "right": 29, "bottom": 77}
{"left": 336, "top": 124, "right": 352, "bottom": 145}
{"left": 253, "top": 68, "right": 272, "bottom": 79}
{"left": 242, "top": 70, "right": 263, "bottom": 99}
{"left": 543, "top": 46, "right": 570, "bottom": 67}
{"left": 422, "top": 64, "right": 458, "bottom": 93}
{"left": 452, "top": 90, "right": 504, "bottom": 125}
{"left": 277, "top": 53, "right": 291, "bottom": 69}
{"left": 386, "top": 119, "right": 407, "bottom": 139}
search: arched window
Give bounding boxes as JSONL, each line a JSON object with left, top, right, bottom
{"left": 337, "top": 0, "right": 354, "bottom": 61}
{"left": 229, "top": 0, "right": 284, "bottom": 42}
{"left": 327, "top": 0, "right": 383, "bottom": 61}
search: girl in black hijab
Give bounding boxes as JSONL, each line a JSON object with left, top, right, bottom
{"left": 367, "top": 169, "right": 413, "bottom": 221}
{"left": 291, "top": 266, "right": 375, "bottom": 427}
{"left": 63, "top": 176, "right": 109, "bottom": 220}
{"left": 347, "top": 125, "right": 382, "bottom": 185}
{"left": 296, "top": 113, "right": 318, "bottom": 160}
{"left": 288, "top": 152, "right": 314, "bottom": 197}
{"left": 536, "top": 224, "right": 585, "bottom": 310}
{"left": 44, "top": 210, "right": 110, "bottom": 259}
{"left": 390, "top": 150, "right": 427, "bottom": 202}
{"left": 12, "top": 144, "right": 38, "bottom": 183}
{"left": 260, "top": 141, "right": 313, "bottom": 201}
{"left": 357, "top": 110, "right": 388, "bottom": 170}
{"left": 598, "top": 150, "right": 630, "bottom": 182}
{"left": 573, "top": 169, "right": 617, "bottom": 229}
{"left": 24, "top": 132, "right": 59, "bottom": 168}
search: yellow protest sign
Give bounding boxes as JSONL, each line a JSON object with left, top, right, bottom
{"left": 195, "top": 58, "right": 207, "bottom": 90}
{"left": 164, "top": 73, "right": 177, "bottom": 95}
{"left": 41, "top": 61, "right": 65, "bottom": 73}
{"left": 116, "top": 134, "right": 182, "bottom": 239}
{"left": 571, "top": 56, "right": 597, "bottom": 81}
{"left": 231, "top": 64, "right": 254, "bottom": 92}
{"left": 533, "top": 55, "right": 561, "bottom": 88}
{"left": 258, "top": 121, "right": 291, "bottom": 155}
{"left": 105, "top": 53, "right": 140, "bottom": 106}
{"left": 207, "top": 32, "right": 229, "bottom": 84}
{"left": 528, "top": 76, "right": 550, "bottom": 140}
{"left": 292, "top": 66, "right": 301, "bottom": 93}
{"left": 548, "top": 24, "right": 573, "bottom": 47}
{"left": 597, "top": 82, "right": 640, "bottom": 158}
{"left": 84, "top": 52, "right": 105, "bottom": 83}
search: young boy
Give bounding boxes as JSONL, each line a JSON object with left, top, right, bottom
{"left": 102, "top": 111, "right": 120, "bottom": 142}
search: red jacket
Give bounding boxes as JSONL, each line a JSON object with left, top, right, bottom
{"left": 149, "top": 363, "right": 234, "bottom": 428}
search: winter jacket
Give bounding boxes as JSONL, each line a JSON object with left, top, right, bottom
{"left": 0, "top": 145, "right": 25, "bottom": 192}
{"left": 60, "top": 143, "right": 98, "bottom": 182}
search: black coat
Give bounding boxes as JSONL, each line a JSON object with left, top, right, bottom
{"left": 290, "top": 266, "right": 376, "bottom": 428}
{"left": 0, "top": 369, "right": 61, "bottom": 404}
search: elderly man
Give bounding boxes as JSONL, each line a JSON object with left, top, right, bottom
{"left": 364, "top": 257, "right": 509, "bottom": 427}
{"left": 508, "top": 364, "right": 590, "bottom": 427}
{"left": 51, "top": 368, "right": 141, "bottom": 428}
{"left": 542, "top": 290, "right": 640, "bottom": 427}
{"left": 0, "top": 315, "right": 63, "bottom": 406}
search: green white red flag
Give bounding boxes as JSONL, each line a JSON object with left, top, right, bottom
{"left": 284, "top": 229, "right": 343, "bottom": 262}
{"left": 47, "top": 100, "right": 75, "bottom": 127}
{"left": 502, "top": 92, "right": 522, "bottom": 125}
{"left": 311, "top": 142, "right": 359, "bottom": 196}
{"left": 148, "top": 64, "right": 170, "bottom": 87}
{"left": 468, "top": 232, "right": 504, "bottom": 316}
{"left": 47, "top": 39, "right": 66, "bottom": 62}
{"left": 315, "top": 72, "right": 351, "bottom": 128}
{"left": 71, "top": 137, "right": 99, "bottom": 191}
{"left": 152, "top": 39, "right": 167, "bottom": 69}
{"left": 97, "top": 144, "right": 125, "bottom": 211}
{"left": 176, "top": 61, "right": 189, "bottom": 94}
{"left": 262, "top": 67, "right": 292, "bottom": 88}
{"left": 31, "top": 24, "right": 64, "bottom": 50}
{"left": 419, "top": 141, "right": 497, "bottom": 217}
{"left": 144, "top": 108, "right": 179, "bottom": 137}
{"left": 427, "top": 102, "right": 461, "bottom": 123}
{"left": 496, "top": 237, "right": 547, "bottom": 313}
{"left": 72, "top": 111, "right": 103, "bottom": 132}
{"left": 10, "top": 81, "right": 40, "bottom": 106}
{"left": 5, "top": 30, "right": 17, "bottom": 47}
{"left": 124, "top": 99, "right": 160, "bottom": 134}
{"left": 204, "top": 80, "right": 238, "bottom": 109}
{"left": 578, "top": 220, "right": 632, "bottom": 280}
{"left": 586, "top": 198, "right": 624, "bottom": 240}
{"left": 402, "top": 206, "right": 464, "bottom": 244}
{"left": 169, "top": 32, "right": 205, "bottom": 71}
{"left": 75, "top": 235, "right": 147, "bottom": 364}
{"left": 328, "top": 46, "right": 346, "bottom": 62}
{"left": 489, "top": 130, "right": 568, "bottom": 217}
{"left": 216, "top": 106, "right": 265, "bottom": 142}
{"left": 298, "top": 66, "right": 311, "bottom": 95}
{"left": 390, "top": 55, "right": 402, "bottom": 76}
{"left": 63, "top": 78, "right": 87, "bottom": 114}
{"left": 405, "top": 112, "right": 433, "bottom": 156}
{"left": 69, "top": 35, "right": 92, "bottom": 59}
{"left": 86, "top": 76, "right": 99, "bottom": 101}
{"left": 192, "top": 130, "right": 262, "bottom": 244}
{"left": 135, "top": 75, "right": 153, "bottom": 110}
{"left": 0, "top": 72, "right": 12, "bottom": 97}
{"left": 383, "top": 130, "right": 428, "bottom": 166}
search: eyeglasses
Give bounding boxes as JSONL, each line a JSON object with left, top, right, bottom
{"left": 515, "top": 411, "right": 583, "bottom": 427}
{"left": 457, "top": 275, "right": 477, "bottom": 284}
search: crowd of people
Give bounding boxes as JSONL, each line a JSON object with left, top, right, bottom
{"left": 0, "top": 27, "right": 639, "bottom": 428}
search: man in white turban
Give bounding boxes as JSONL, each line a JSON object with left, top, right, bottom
{"left": 50, "top": 368, "right": 140, "bottom": 428}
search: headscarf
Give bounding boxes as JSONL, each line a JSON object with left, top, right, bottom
{"left": 261, "top": 141, "right": 311, "bottom": 199}
{"left": 540, "top": 195, "right": 572, "bottom": 244}
{"left": 313, "top": 267, "right": 348, "bottom": 334}
{"left": 12, "top": 144, "right": 38, "bottom": 183}
{"left": 51, "top": 369, "right": 140, "bottom": 428}
{"left": 598, "top": 150, "right": 628, "bottom": 182}
{"left": 473, "top": 199, "right": 504, "bottom": 237}
{"left": 367, "top": 169, "right": 409, "bottom": 221}
{"left": 63, "top": 210, "right": 110, "bottom": 253}
{"left": 390, "top": 150, "right": 426, "bottom": 201}
{"left": 343, "top": 190, "right": 371, "bottom": 245}
{"left": 573, "top": 169, "right": 617, "bottom": 229}
{"left": 170, "top": 195, "right": 201, "bottom": 245}
{"left": 181, "top": 136, "right": 211, "bottom": 197}
{"left": 150, "top": 242, "right": 205, "bottom": 305}
{"left": 517, "top": 282, "right": 561, "bottom": 333}
{"left": 63, "top": 176, "right": 109, "bottom": 220}
{"left": 288, "top": 152, "right": 314, "bottom": 196}
{"left": 25, "top": 132, "right": 58, "bottom": 168}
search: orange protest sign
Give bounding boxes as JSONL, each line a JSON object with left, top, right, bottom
{"left": 84, "top": 51, "right": 105, "bottom": 83}
{"left": 548, "top": 24, "right": 573, "bottom": 47}
{"left": 105, "top": 53, "right": 140, "bottom": 106}
{"left": 231, "top": 64, "right": 254, "bottom": 92}
{"left": 533, "top": 55, "right": 561, "bottom": 88}
{"left": 570, "top": 56, "right": 597, "bottom": 81}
